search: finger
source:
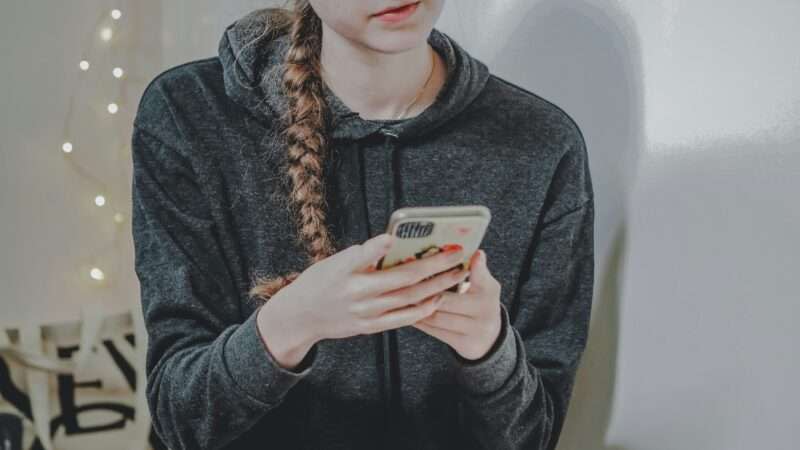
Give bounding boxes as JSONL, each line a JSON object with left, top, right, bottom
{"left": 360, "top": 245, "right": 466, "bottom": 295}
{"left": 366, "top": 292, "right": 444, "bottom": 332}
{"left": 416, "top": 309, "right": 476, "bottom": 334}
{"left": 358, "top": 266, "right": 470, "bottom": 316}
{"left": 465, "top": 249, "right": 492, "bottom": 294}
{"left": 434, "top": 289, "right": 483, "bottom": 317}
{"left": 412, "top": 321, "right": 467, "bottom": 347}
{"left": 351, "top": 233, "right": 395, "bottom": 273}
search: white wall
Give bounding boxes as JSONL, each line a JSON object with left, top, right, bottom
{"left": 621, "top": 0, "right": 800, "bottom": 149}
{"left": 0, "top": 1, "right": 162, "bottom": 327}
{"left": 604, "top": 1, "right": 800, "bottom": 449}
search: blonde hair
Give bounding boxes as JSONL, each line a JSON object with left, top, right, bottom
{"left": 246, "top": 1, "right": 338, "bottom": 303}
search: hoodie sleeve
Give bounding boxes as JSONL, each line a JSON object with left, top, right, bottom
{"left": 447, "top": 133, "right": 595, "bottom": 450}
{"left": 131, "top": 120, "right": 319, "bottom": 450}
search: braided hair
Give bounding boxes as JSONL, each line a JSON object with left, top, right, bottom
{"left": 247, "top": 1, "right": 339, "bottom": 303}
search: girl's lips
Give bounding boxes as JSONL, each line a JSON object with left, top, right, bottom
{"left": 373, "top": 2, "right": 420, "bottom": 23}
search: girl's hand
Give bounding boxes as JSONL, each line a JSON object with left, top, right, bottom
{"left": 412, "top": 249, "right": 504, "bottom": 361}
{"left": 267, "top": 233, "right": 471, "bottom": 343}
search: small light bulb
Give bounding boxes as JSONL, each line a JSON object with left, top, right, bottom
{"left": 62, "top": 142, "right": 73, "bottom": 153}
{"left": 111, "top": 9, "right": 122, "bottom": 20}
{"left": 90, "top": 267, "right": 105, "bottom": 281}
{"left": 100, "top": 27, "right": 113, "bottom": 41}
{"left": 107, "top": 103, "right": 119, "bottom": 114}
{"left": 112, "top": 67, "right": 124, "bottom": 78}
{"left": 79, "top": 60, "right": 90, "bottom": 71}
{"left": 95, "top": 195, "right": 106, "bottom": 207}
{"left": 113, "top": 212, "right": 125, "bottom": 223}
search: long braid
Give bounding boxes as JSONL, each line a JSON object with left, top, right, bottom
{"left": 249, "top": 1, "right": 338, "bottom": 303}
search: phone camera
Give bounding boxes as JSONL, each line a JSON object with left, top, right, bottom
{"left": 397, "top": 221, "right": 434, "bottom": 239}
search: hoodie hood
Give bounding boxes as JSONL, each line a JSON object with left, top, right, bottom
{"left": 218, "top": 7, "right": 490, "bottom": 141}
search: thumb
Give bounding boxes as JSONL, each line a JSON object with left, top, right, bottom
{"left": 466, "top": 249, "right": 490, "bottom": 291}
{"left": 352, "top": 233, "right": 395, "bottom": 273}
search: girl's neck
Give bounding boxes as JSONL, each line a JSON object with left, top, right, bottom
{"left": 319, "top": 24, "right": 447, "bottom": 121}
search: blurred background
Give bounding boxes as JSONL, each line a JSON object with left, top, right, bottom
{"left": 1, "top": 1, "right": 798, "bottom": 449}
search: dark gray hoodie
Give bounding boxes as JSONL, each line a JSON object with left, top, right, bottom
{"left": 131, "top": 7, "right": 595, "bottom": 450}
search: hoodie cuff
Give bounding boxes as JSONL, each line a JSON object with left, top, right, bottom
{"left": 449, "top": 302, "right": 518, "bottom": 396}
{"left": 222, "top": 305, "right": 318, "bottom": 406}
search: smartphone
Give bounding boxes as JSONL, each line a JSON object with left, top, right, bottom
{"left": 375, "top": 205, "right": 491, "bottom": 294}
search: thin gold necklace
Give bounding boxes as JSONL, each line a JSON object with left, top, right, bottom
{"left": 394, "top": 46, "right": 436, "bottom": 120}
{"left": 321, "top": 46, "right": 437, "bottom": 120}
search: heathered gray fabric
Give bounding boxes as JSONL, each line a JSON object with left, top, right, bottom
{"left": 131, "top": 7, "right": 595, "bottom": 450}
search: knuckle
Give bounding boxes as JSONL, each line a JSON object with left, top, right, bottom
{"left": 345, "top": 277, "right": 369, "bottom": 299}
{"left": 348, "top": 301, "right": 367, "bottom": 317}
{"left": 426, "top": 299, "right": 440, "bottom": 314}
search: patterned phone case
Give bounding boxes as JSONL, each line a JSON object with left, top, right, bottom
{"left": 376, "top": 205, "right": 491, "bottom": 293}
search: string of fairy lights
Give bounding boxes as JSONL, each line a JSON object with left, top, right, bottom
{"left": 61, "top": 8, "right": 129, "bottom": 284}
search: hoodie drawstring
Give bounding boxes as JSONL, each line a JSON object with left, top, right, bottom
{"left": 378, "top": 127, "right": 406, "bottom": 449}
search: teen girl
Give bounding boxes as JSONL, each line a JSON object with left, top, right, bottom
{"left": 131, "top": 1, "right": 595, "bottom": 449}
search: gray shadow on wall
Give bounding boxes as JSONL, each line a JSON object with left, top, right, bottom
{"left": 491, "top": 1, "right": 644, "bottom": 449}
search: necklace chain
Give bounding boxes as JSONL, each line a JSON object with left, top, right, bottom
{"left": 320, "top": 46, "right": 437, "bottom": 121}
{"left": 395, "top": 46, "right": 436, "bottom": 120}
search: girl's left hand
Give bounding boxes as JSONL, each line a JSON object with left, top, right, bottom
{"left": 412, "top": 249, "right": 504, "bottom": 361}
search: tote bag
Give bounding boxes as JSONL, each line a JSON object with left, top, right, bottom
{"left": 0, "top": 305, "right": 162, "bottom": 450}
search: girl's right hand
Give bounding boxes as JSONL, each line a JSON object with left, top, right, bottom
{"left": 274, "top": 233, "right": 471, "bottom": 342}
